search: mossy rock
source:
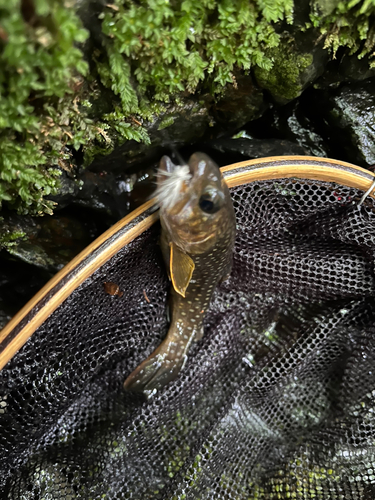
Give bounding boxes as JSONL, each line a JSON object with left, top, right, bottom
{"left": 253, "top": 31, "right": 328, "bottom": 103}
{"left": 1, "top": 0, "right": 375, "bottom": 218}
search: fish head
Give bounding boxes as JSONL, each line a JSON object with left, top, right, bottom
{"left": 156, "top": 152, "right": 234, "bottom": 254}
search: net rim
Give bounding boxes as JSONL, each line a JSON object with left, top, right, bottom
{"left": 1, "top": 155, "right": 374, "bottom": 371}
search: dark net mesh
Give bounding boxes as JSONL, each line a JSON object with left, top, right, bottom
{"left": 1, "top": 177, "right": 375, "bottom": 499}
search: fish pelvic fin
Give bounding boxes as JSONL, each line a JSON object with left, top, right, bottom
{"left": 170, "top": 242, "right": 195, "bottom": 297}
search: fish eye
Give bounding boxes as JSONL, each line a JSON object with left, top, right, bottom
{"left": 198, "top": 189, "right": 223, "bottom": 214}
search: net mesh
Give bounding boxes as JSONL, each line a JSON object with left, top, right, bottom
{"left": 1, "top": 177, "right": 375, "bottom": 499}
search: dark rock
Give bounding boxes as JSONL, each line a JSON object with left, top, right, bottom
{"left": 0, "top": 306, "right": 12, "bottom": 331}
{"left": 49, "top": 169, "right": 82, "bottom": 209}
{"left": 75, "top": 167, "right": 157, "bottom": 217}
{"left": 76, "top": 0, "right": 107, "bottom": 50}
{"left": 246, "top": 99, "right": 330, "bottom": 158}
{"left": 339, "top": 55, "right": 375, "bottom": 83}
{"left": 89, "top": 97, "right": 210, "bottom": 173}
{"left": 314, "top": 54, "right": 375, "bottom": 89}
{"left": 316, "top": 79, "right": 375, "bottom": 166}
{"left": 213, "top": 72, "right": 267, "bottom": 130}
{"left": 0, "top": 212, "right": 105, "bottom": 273}
{"left": 51, "top": 166, "right": 156, "bottom": 220}
{"left": 126, "top": 168, "right": 157, "bottom": 211}
{"left": 292, "top": 0, "right": 312, "bottom": 26}
{"left": 209, "top": 135, "right": 307, "bottom": 160}
{"left": 0, "top": 257, "right": 51, "bottom": 329}
{"left": 86, "top": 80, "right": 267, "bottom": 177}
{"left": 73, "top": 170, "right": 126, "bottom": 217}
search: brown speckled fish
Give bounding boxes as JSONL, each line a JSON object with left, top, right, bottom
{"left": 124, "top": 152, "right": 236, "bottom": 394}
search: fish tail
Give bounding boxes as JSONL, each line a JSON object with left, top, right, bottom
{"left": 123, "top": 334, "right": 192, "bottom": 393}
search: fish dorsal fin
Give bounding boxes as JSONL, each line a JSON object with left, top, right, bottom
{"left": 170, "top": 242, "right": 195, "bottom": 297}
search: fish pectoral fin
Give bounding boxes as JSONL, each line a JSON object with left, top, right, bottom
{"left": 170, "top": 242, "right": 195, "bottom": 297}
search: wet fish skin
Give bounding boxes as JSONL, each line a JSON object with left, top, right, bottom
{"left": 124, "top": 152, "right": 236, "bottom": 393}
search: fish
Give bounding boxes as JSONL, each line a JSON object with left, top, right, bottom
{"left": 123, "top": 152, "right": 236, "bottom": 394}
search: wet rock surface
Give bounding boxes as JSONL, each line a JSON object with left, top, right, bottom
{"left": 213, "top": 73, "right": 267, "bottom": 130}
{"left": 314, "top": 54, "right": 375, "bottom": 89}
{"left": 89, "top": 97, "right": 211, "bottom": 173}
{"left": 209, "top": 136, "right": 307, "bottom": 160}
{"left": 0, "top": 258, "right": 52, "bottom": 329}
{"left": 0, "top": 209, "right": 108, "bottom": 273}
{"left": 317, "top": 78, "right": 375, "bottom": 167}
{"left": 245, "top": 98, "right": 330, "bottom": 158}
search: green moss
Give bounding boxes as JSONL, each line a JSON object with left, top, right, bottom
{"left": 0, "top": 217, "right": 26, "bottom": 250}
{"left": 254, "top": 42, "right": 314, "bottom": 101}
{"left": 310, "top": 0, "right": 375, "bottom": 65}
{"left": 0, "top": 0, "right": 88, "bottom": 215}
{"left": 2, "top": 0, "right": 375, "bottom": 217}
{"left": 158, "top": 116, "right": 175, "bottom": 130}
{"left": 0, "top": 0, "right": 148, "bottom": 215}
{"left": 99, "top": 0, "right": 291, "bottom": 103}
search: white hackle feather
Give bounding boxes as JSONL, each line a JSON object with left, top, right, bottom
{"left": 154, "top": 165, "right": 191, "bottom": 210}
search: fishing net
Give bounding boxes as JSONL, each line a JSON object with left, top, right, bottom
{"left": 1, "top": 161, "right": 375, "bottom": 499}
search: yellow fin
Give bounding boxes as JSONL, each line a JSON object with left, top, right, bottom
{"left": 170, "top": 242, "right": 195, "bottom": 297}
